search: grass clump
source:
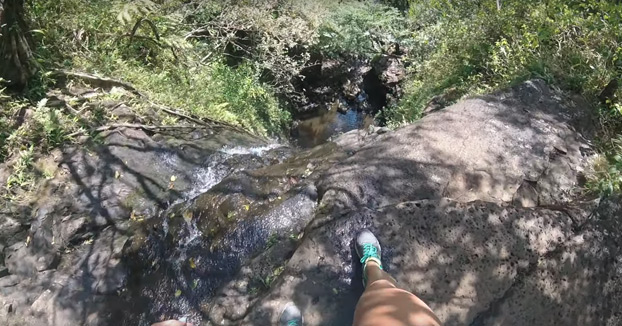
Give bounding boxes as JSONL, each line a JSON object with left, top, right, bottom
{"left": 388, "top": 0, "right": 622, "bottom": 123}
{"left": 589, "top": 143, "right": 622, "bottom": 195}
{"left": 5, "top": 146, "right": 35, "bottom": 194}
{"left": 588, "top": 104, "right": 622, "bottom": 194}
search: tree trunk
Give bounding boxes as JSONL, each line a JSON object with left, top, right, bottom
{"left": 0, "top": 0, "right": 35, "bottom": 89}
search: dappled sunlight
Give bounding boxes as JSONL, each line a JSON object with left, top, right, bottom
{"left": 2, "top": 0, "right": 622, "bottom": 325}
{"left": 241, "top": 195, "right": 621, "bottom": 326}
{"left": 1, "top": 76, "right": 619, "bottom": 326}
{"left": 318, "top": 80, "right": 593, "bottom": 214}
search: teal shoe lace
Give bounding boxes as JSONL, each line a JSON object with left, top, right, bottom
{"left": 287, "top": 320, "right": 299, "bottom": 326}
{"left": 360, "top": 243, "right": 381, "bottom": 265}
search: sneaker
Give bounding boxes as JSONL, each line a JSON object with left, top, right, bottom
{"left": 279, "top": 302, "right": 303, "bottom": 326}
{"left": 356, "top": 229, "right": 383, "bottom": 270}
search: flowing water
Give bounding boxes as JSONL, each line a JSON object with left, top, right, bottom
{"left": 164, "top": 144, "right": 286, "bottom": 205}
{"left": 120, "top": 142, "right": 319, "bottom": 326}
{"left": 121, "top": 95, "right": 375, "bottom": 324}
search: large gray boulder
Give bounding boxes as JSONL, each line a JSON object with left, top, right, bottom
{"left": 239, "top": 80, "right": 614, "bottom": 326}
{"left": 1, "top": 79, "right": 612, "bottom": 326}
{"left": 320, "top": 79, "right": 595, "bottom": 210}
{"left": 474, "top": 194, "right": 622, "bottom": 326}
{"left": 240, "top": 199, "right": 573, "bottom": 325}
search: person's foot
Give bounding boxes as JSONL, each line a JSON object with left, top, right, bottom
{"left": 279, "top": 302, "right": 303, "bottom": 326}
{"left": 356, "top": 229, "right": 383, "bottom": 270}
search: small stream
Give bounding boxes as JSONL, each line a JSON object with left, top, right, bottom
{"left": 292, "top": 108, "right": 375, "bottom": 148}
{"left": 120, "top": 142, "right": 319, "bottom": 326}
{"left": 119, "top": 58, "right": 395, "bottom": 325}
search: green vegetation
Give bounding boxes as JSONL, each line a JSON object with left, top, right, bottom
{"left": 29, "top": 0, "right": 290, "bottom": 135}
{"left": 259, "top": 265, "right": 285, "bottom": 289}
{"left": 385, "top": 0, "right": 622, "bottom": 193}
{"left": 387, "top": 1, "right": 620, "bottom": 119}
{"left": 1, "top": 0, "right": 622, "bottom": 194}
{"left": 266, "top": 233, "right": 279, "bottom": 249}
{"left": 5, "top": 145, "right": 35, "bottom": 193}
{"left": 317, "top": 2, "right": 408, "bottom": 58}
{"left": 0, "top": 0, "right": 405, "bottom": 197}
{"left": 0, "top": 0, "right": 403, "bottom": 152}
{"left": 589, "top": 138, "right": 622, "bottom": 194}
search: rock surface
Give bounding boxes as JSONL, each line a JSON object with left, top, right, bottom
{"left": 1, "top": 80, "right": 618, "bottom": 326}
{"left": 0, "top": 124, "right": 294, "bottom": 326}
{"left": 117, "top": 143, "right": 346, "bottom": 326}
{"left": 243, "top": 196, "right": 621, "bottom": 326}
{"left": 319, "top": 79, "right": 594, "bottom": 210}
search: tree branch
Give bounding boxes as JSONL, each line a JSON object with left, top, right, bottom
{"left": 130, "top": 17, "right": 160, "bottom": 43}
{"left": 51, "top": 70, "right": 145, "bottom": 97}
{"left": 148, "top": 102, "right": 211, "bottom": 126}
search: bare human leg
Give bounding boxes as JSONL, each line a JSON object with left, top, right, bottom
{"left": 353, "top": 231, "right": 442, "bottom": 326}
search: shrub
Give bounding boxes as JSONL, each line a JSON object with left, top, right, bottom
{"left": 5, "top": 145, "right": 35, "bottom": 194}
{"left": 188, "top": 2, "right": 319, "bottom": 97}
{"left": 316, "top": 2, "right": 409, "bottom": 59}
{"left": 384, "top": 0, "right": 622, "bottom": 193}
{"left": 389, "top": 0, "right": 621, "bottom": 119}
{"left": 29, "top": 0, "right": 289, "bottom": 136}
{"left": 588, "top": 137, "right": 622, "bottom": 195}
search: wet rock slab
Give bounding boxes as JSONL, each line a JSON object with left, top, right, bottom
{"left": 116, "top": 144, "right": 346, "bottom": 326}
{"left": 0, "top": 126, "right": 293, "bottom": 326}
{"left": 117, "top": 187, "right": 318, "bottom": 326}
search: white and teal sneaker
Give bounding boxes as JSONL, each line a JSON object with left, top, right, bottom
{"left": 279, "top": 302, "right": 303, "bottom": 326}
{"left": 355, "top": 229, "right": 383, "bottom": 285}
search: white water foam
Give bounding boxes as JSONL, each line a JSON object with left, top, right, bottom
{"left": 183, "top": 163, "right": 230, "bottom": 202}
{"left": 182, "top": 218, "right": 202, "bottom": 246}
{"left": 169, "top": 144, "right": 283, "bottom": 205}
{"left": 219, "top": 143, "right": 282, "bottom": 156}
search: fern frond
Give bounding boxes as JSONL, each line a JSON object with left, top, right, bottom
{"left": 117, "top": 0, "right": 159, "bottom": 25}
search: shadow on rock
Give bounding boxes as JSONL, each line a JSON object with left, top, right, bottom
{"left": 116, "top": 143, "right": 346, "bottom": 326}
{"left": 0, "top": 126, "right": 290, "bottom": 326}
{"left": 243, "top": 197, "right": 622, "bottom": 326}
{"left": 319, "top": 79, "right": 595, "bottom": 212}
